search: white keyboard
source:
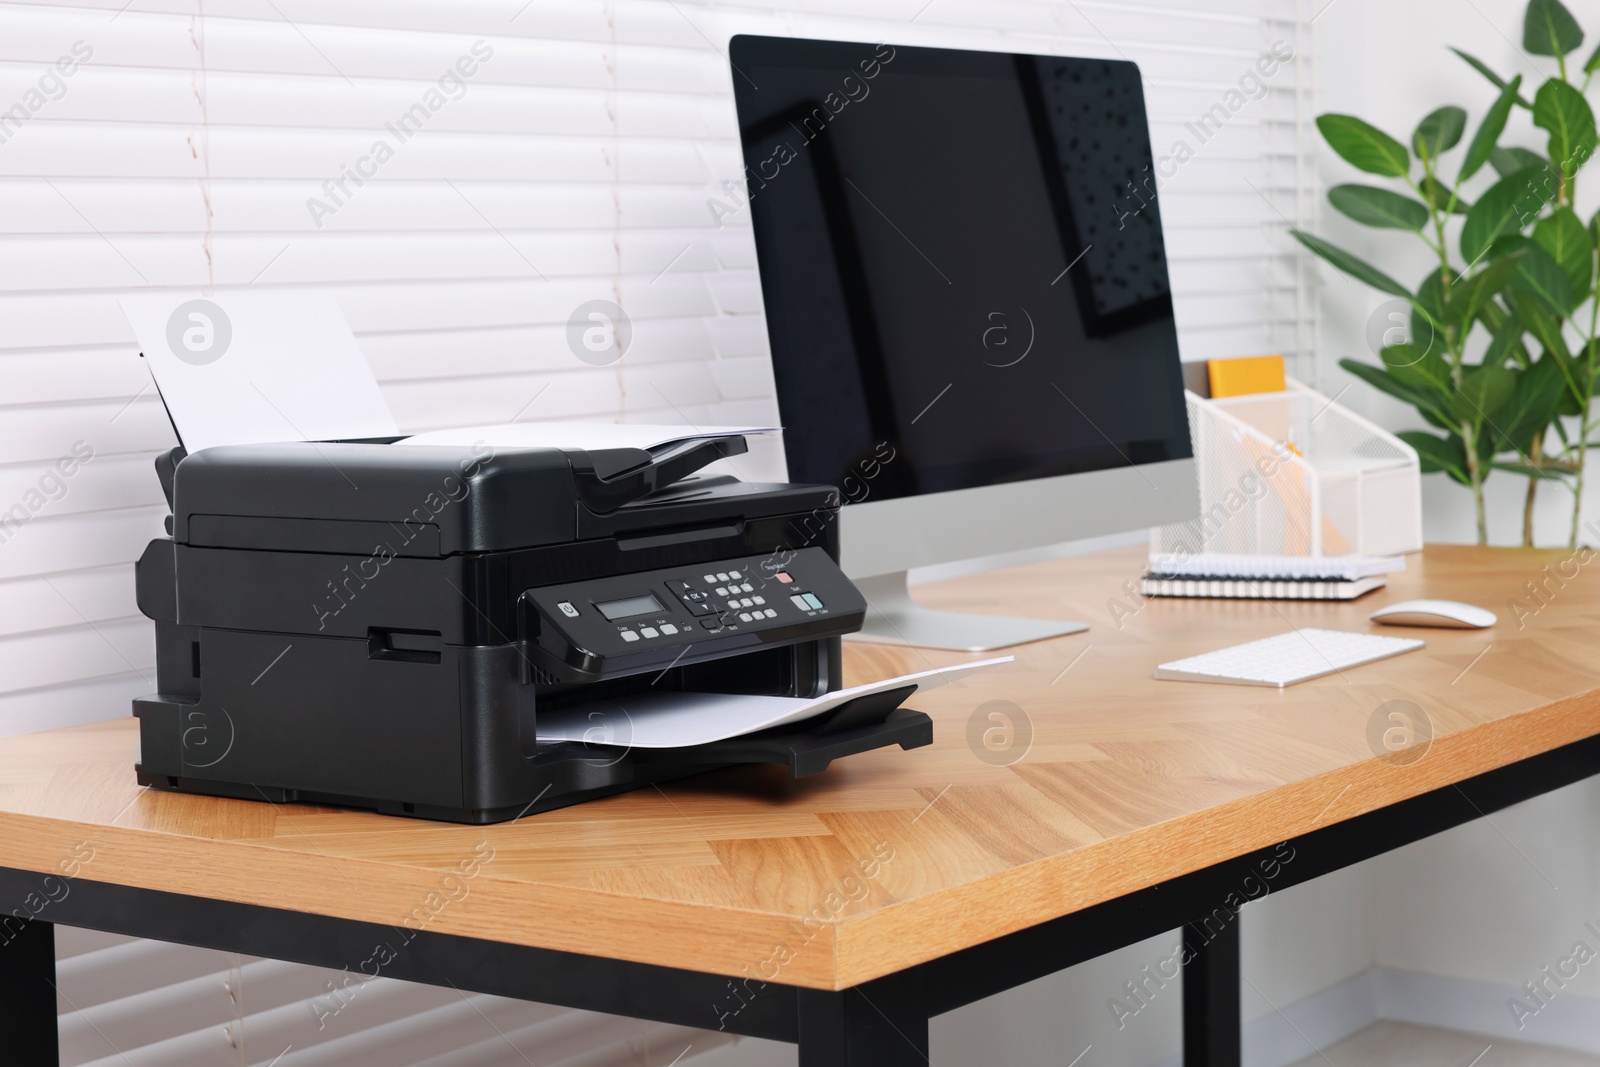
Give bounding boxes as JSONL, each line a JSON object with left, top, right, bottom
{"left": 1154, "top": 628, "right": 1424, "bottom": 688}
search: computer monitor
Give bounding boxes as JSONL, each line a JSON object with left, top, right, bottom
{"left": 730, "top": 36, "right": 1198, "bottom": 651}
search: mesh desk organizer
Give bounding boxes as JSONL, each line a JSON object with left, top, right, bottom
{"left": 1151, "top": 377, "right": 1423, "bottom": 561}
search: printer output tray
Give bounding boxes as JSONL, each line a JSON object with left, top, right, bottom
{"left": 625, "top": 686, "right": 928, "bottom": 778}
{"left": 136, "top": 689, "right": 932, "bottom": 824}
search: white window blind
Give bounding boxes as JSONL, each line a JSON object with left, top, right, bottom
{"left": 0, "top": 1, "right": 1313, "bottom": 1064}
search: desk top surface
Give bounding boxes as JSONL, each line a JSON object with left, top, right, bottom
{"left": 1, "top": 544, "right": 1594, "bottom": 990}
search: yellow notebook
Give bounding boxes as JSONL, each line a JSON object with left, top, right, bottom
{"left": 1208, "top": 355, "right": 1285, "bottom": 398}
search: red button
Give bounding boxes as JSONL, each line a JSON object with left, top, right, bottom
{"left": 776, "top": 572, "right": 793, "bottom": 584}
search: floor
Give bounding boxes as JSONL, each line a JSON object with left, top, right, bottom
{"left": 1287, "top": 1022, "right": 1600, "bottom": 1067}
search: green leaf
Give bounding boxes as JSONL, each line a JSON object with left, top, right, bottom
{"left": 1532, "top": 206, "right": 1594, "bottom": 297}
{"left": 1339, "top": 357, "right": 1440, "bottom": 414}
{"left": 1414, "top": 106, "right": 1467, "bottom": 158}
{"left": 1491, "top": 356, "right": 1567, "bottom": 455}
{"left": 1461, "top": 165, "right": 1559, "bottom": 263}
{"left": 1492, "top": 460, "right": 1573, "bottom": 480}
{"left": 1490, "top": 146, "right": 1549, "bottom": 177}
{"left": 1446, "top": 257, "right": 1517, "bottom": 329}
{"left": 1532, "top": 79, "right": 1598, "bottom": 175}
{"left": 1590, "top": 207, "right": 1600, "bottom": 249}
{"left": 1461, "top": 76, "right": 1523, "bottom": 181}
{"left": 1476, "top": 293, "right": 1512, "bottom": 333}
{"left": 1477, "top": 417, "right": 1499, "bottom": 463}
{"left": 1499, "top": 234, "right": 1578, "bottom": 316}
{"left": 1484, "top": 308, "right": 1531, "bottom": 368}
{"left": 1456, "top": 363, "right": 1518, "bottom": 422}
{"left": 1398, "top": 430, "right": 1471, "bottom": 485}
{"left": 1413, "top": 267, "right": 1452, "bottom": 347}
{"left": 1452, "top": 48, "right": 1533, "bottom": 107}
{"left": 1384, "top": 344, "right": 1455, "bottom": 415}
{"left": 1586, "top": 39, "right": 1600, "bottom": 75}
{"left": 1290, "top": 229, "right": 1410, "bottom": 296}
{"left": 1419, "top": 175, "right": 1471, "bottom": 214}
{"left": 1524, "top": 0, "right": 1584, "bottom": 57}
{"left": 1576, "top": 340, "right": 1600, "bottom": 414}
{"left": 1420, "top": 407, "right": 1457, "bottom": 433}
{"left": 1327, "top": 184, "right": 1430, "bottom": 229}
{"left": 1316, "top": 114, "right": 1410, "bottom": 177}
{"left": 1559, "top": 383, "right": 1587, "bottom": 416}
{"left": 1509, "top": 290, "right": 1575, "bottom": 364}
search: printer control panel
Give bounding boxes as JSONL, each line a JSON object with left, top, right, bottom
{"left": 524, "top": 545, "right": 865, "bottom": 676}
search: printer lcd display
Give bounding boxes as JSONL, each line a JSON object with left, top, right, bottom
{"left": 595, "top": 593, "right": 666, "bottom": 621}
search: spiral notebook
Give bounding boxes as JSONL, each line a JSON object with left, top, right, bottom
{"left": 1141, "top": 553, "right": 1403, "bottom": 601}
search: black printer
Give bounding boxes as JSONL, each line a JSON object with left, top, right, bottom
{"left": 132, "top": 434, "right": 931, "bottom": 823}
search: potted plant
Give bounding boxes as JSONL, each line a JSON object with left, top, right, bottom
{"left": 1292, "top": 0, "right": 1600, "bottom": 547}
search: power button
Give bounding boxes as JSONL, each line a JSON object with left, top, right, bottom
{"left": 557, "top": 601, "right": 580, "bottom": 618}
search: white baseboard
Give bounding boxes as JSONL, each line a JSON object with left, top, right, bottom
{"left": 1151, "top": 968, "right": 1376, "bottom": 1067}
{"left": 1372, "top": 966, "right": 1600, "bottom": 1056}
{"left": 1242, "top": 969, "right": 1379, "bottom": 1067}
{"left": 1149, "top": 966, "right": 1600, "bottom": 1067}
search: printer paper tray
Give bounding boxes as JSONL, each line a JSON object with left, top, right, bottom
{"left": 619, "top": 688, "right": 930, "bottom": 778}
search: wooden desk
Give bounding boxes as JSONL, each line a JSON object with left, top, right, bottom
{"left": 4, "top": 544, "right": 1599, "bottom": 1065}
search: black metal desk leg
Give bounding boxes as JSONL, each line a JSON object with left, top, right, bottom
{"left": 1183, "top": 915, "right": 1241, "bottom": 1067}
{"left": 1, "top": 917, "right": 60, "bottom": 1065}
{"left": 796, "top": 986, "right": 929, "bottom": 1066}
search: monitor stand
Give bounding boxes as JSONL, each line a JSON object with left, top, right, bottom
{"left": 843, "top": 571, "right": 1089, "bottom": 652}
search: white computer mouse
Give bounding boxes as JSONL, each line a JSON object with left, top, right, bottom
{"left": 1369, "top": 599, "right": 1496, "bottom": 629}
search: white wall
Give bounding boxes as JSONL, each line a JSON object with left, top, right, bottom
{"left": 1310, "top": 0, "right": 1600, "bottom": 1050}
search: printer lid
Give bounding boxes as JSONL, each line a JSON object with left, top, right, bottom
{"left": 165, "top": 436, "right": 837, "bottom": 556}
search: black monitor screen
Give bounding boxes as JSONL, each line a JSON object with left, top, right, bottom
{"left": 730, "top": 36, "right": 1192, "bottom": 501}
